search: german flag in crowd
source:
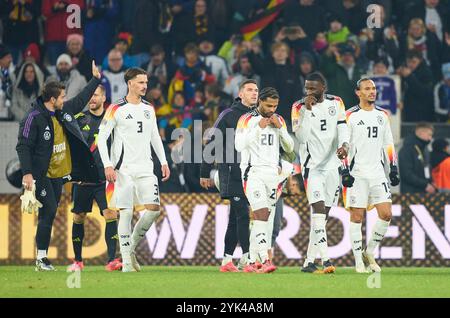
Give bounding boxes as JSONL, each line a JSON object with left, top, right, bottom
{"left": 240, "top": 0, "right": 286, "bottom": 41}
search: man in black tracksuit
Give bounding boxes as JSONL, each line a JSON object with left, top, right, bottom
{"left": 398, "top": 122, "right": 437, "bottom": 194}
{"left": 200, "top": 79, "right": 258, "bottom": 271}
{"left": 16, "top": 62, "right": 101, "bottom": 271}
{"left": 68, "top": 84, "right": 122, "bottom": 272}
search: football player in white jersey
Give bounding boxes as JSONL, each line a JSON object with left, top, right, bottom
{"left": 97, "top": 68, "right": 170, "bottom": 272}
{"left": 291, "top": 72, "right": 349, "bottom": 274}
{"left": 343, "top": 78, "right": 399, "bottom": 273}
{"left": 235, "top": 87, "right": 294, "bottom": 273}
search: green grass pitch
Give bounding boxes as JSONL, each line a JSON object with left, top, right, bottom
{"left": 1, "top": 266, "right": 450, "bottom": 298}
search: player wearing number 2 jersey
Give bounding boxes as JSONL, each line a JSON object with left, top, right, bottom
{"left": 291, "top": 72, "right": 349, "bottom": 274}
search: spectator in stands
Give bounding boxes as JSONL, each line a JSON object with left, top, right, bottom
{"left": 198, "top": 37, "right": 230, "bottom": 88}
{"left": 83, "top": 0, "right": 119, "bottom": 63}
{"left": 101, "top": 33, "right": 138, "bottom": 70}
{"left": 397, "top": 50, "right": 434, "bottom": 122}
{"left": 370, "top": 57, "right": 400, "bottom": 115}
{"left": 320, "top": 42, "right": 365, "bottom": 108}
{"left": 172, "top": 0, "right": 215, "bottom": 55}
{"left": 431, "top": 138, "right": 450, "bottom": 191}
{"left": 282, "top": 0, "right": 327, "bottom": 40}
{"left": 168, "top": 43, "right": 215, "bottom": 105}
{"left": 0, "top": 0, "right": 41, "bottom": 64}
{"left": 102, "top": 49, "right": 127, "bottom": 104}
{"left": 42, "top": 0, "right": 85, "bottom": 65}
{"left": 65, "top": 34, "right": 93, "bottom": 81}
{"left": 50, "top": 53, "right": 86, "bottom": 100}
{"left": 0, "top": 44, "right": 15, "bottom": 119}
{"left": 403, "top": 0, "right": 448, "bottom": 42}
{"left": 326, "top": 15, "right": 351, "bottom": 46}
{"left": 400, "top": 18, "right": 442, "bottom": 81}
{"left": 249, "top": 41, "right": 301, "bottom": 128}
{"left": 364, "top": 4, "right": 400, "bottom": 69}
{"left": 142, "top": 45, "right": 175, "bottom": 95}
{"left": 298, "top": 52, "right": 317, "bottom": 94}
{"left": 339, "top": 0, "right": 367, "bottom": 35}
{"left": 21, "top": 43, "right": 51, "bottom": 79}
{"left": 434, "top": 62, "right": 450, "bottom": 122}
{"left": 11, "top": 62, "right": 44, "bottom": 121}
{"left": 432, "top": 137, "right": 450, "bottom": 182}
{"left": 399, "top": 122, "right": 437, "bottom": 194}
{"left": 132, "top": 0, "right": 165, "bottom": 54}
{"left": 274, "top": 24, "right": 314, "bottom": 62}
{"left": 224, "top": 54, "right": 260, "bottom": 98}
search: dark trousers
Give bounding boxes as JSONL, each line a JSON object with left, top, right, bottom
{"left": 35, "top": 177, "right": 63, "bottom": 251}
{"left": 224, "top": 196, "right": 250, "bottom": 255}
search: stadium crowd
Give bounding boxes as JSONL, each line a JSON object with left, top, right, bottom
{"left": 1, "top": 0, "right": 449, "bottom": 193}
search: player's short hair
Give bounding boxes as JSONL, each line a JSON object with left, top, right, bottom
{"left": 415, "top": 122, "right": 434, "bottom": 132}
{"left": 259, "top": 87, "right": 279, "bottom": 101}
{"left": 184, "top": 42, "right": 199, "bottom": 55}
{"left": 239, "top": 79, "right": 257, "bottom": 91}
{"left": 124, "top": 68, "right": 148, "bottom": 84}
{"left": 406, "top": 49, "right": 423, "bottom": 61}
{"left": 305, "top": 72, "right": 327, "bottom": 87}
{"left": 96, "top": 84, "right": 106, "bottom": 95}
{"left": 355, "top": 77, "right": 373, "bottom": 90}
{"left": 271, "top": 42, "right": 289, "bottom": 54}
{"left": 42, "top": 81, "right": 65, "bottom": 102}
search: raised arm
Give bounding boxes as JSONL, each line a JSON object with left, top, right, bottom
{"left": 291, "top": 100, "right": 313, "bottom": 144}
{"left": 63, "top": 61, "right": 101, "bottom": 114}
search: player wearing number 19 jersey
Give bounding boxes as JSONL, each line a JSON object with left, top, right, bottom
{"left": 343, "top": 78, "right": 399, "bottom": 273}
{"left": 98, "top": 68, "right": 170, "bottom": 272}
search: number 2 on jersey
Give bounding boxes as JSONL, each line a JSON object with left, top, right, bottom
{"left": 320, "top": 119, "right": 327, "bottom": 131}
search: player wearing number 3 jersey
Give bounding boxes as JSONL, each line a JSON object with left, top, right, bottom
{"left": 97, "top": 68, "right": 170, "bottom": 272}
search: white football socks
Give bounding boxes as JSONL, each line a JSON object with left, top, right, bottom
{"left": 366, "top": 218, "right": 390, "bottom": 255}
{"left": 131, "top": 209, "right": 160, "bottom": 251}
{"left": 250, "top": 220, "right": 269, "bottom": 264}
{"left": 312, "top": 214, "right": 329, "bottom": 262}
{"left": 37, "top": 249, "right": 47, "bottom": 260}
{"left": 222, "top": 254, "right": 233, "bottom": 266}
{"left": 350, "top": 222, "right": 364, "bottom": 266}
{"left": 118, "top": 208, "right": 133, "bottom": 264}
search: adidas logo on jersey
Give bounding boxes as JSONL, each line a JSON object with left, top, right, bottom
{"left": 82, "top": 125, "right": 90, "bottom": 131}
{"left": 45, "top": 126, "right": 50, "bottom": 131}
{"left": 357, "top": 120, "right": 365, "bottom": 125}
{"left": 125, "top": 114, "right": 133, "bottom": 119}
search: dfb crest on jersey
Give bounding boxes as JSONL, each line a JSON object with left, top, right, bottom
{"left": 328, "top": 107, "right": 336, "bottom": 116}
{"left": 254, "top": 190, "right": 261, "bottom": 199}
{"left": 64, "top": 113, "right": 73, "bottom": 122}
{"left": 377, "top": 115, "right": 384, "bottom": 125}
{"left": 144, "top": 110, "right": 151, "bottom": 119}
{"left": 43, "top": 131, "right": 51, "bottom": 140}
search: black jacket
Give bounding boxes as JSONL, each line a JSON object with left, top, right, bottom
{"left": 200, "top": 98, "right": 253, "bottom": 198}
{"left": 16, "top": 77, "right": 102, "bottom": 182}
{"left": 398, "top": 134, "right": 431, "bottom": 193}
{"left": 402, "top": 61, "right": 435, "bottom": 122}
{"left": 74, "top": 108, "right": 108, "bottom": 182}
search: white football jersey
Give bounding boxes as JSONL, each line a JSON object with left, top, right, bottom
{"left": 235, "top": 109, "right": 294, "bottom": 172}
{"left": 346, "top": 105, "right": 397, "bottom": 179}
{"left": 97, "top": 98, "right": 167, "bottom": 174}
{"left": 291, "top": 94, "right": 348, "bottom": 171}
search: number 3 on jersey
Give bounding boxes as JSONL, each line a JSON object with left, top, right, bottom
{"left": 137, "top": 121, "right": 143, "bottom": 133}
